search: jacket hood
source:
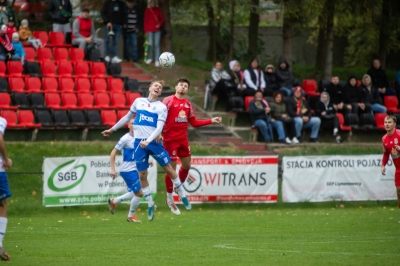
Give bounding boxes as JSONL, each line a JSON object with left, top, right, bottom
{"left": 229, "top": 60, "right": 239, "bottom": 71}
{"left": 265, "top": 64, "right": 274, "bottom": 72}
{"left": 278, "top": 57, "right": 289, "bottom": 69}
{"left": 320, "top": 91, "right": 330, "bottom": 108}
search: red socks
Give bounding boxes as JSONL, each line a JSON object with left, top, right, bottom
{"left": 165, "top": 173, "right": 174, "bottom": 193}
{"left": 179, "top": 167, "right": 189, "bottom": 183}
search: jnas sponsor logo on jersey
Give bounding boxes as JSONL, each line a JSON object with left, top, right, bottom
{"left": 139, "top": 114, "right": 154, "bottom": 123}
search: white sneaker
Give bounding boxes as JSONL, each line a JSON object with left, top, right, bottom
{"left": 166, "top": 200, "right": 181, "bottom": 215}
{"left": 104, "top": 56, "right": 110, "bottom": 62}
{"left": 111, "top": 56, "right": 122, "bottom": 63}
{"left": 285, "top": 137, "right": 292, "bottom": 144}
{"left": 292, "top": 137, "right": 300, "bottom": 144}
{"left": 155, "top": 61, "right": 160, "bottom": 67}
{"left": 145, "top": 59, "right": 152, "bottom": 64}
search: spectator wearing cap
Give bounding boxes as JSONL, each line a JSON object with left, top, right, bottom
{"left": 0, "top": 0, "right": 17, "bottom": 27}
{"left": 18, "top": 19, "right": 43, "bottom": 49}
{"left": 5, "top": 16, "right": 16, "bottom": 41}
{"left": 264, "top": 64, "right": 279, "bottom": 97}
{"left": 286, "top": 86, "right": 321, "bottom": 142}
{"left": 72, "top": 8, "right": 105, "bottom": 60}
{"left": 11, "top": 32, "right": 25, "bottom": 63}
{"left": 123, "top": 0, "right": 142, "bottom": 62}
{"left": 48, "top": 0, "right": 72, "bottom": 38}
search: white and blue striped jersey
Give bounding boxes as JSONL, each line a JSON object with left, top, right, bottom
{"left": 129, "top": 97, "right": 168, "bottom": 140}
{"left": 114, "top": 133, "right": 137, "bottom": 173}
{"left": 0, "top": 117, "right": 7, "bottom": 172}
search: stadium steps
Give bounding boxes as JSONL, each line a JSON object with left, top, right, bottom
{"left": 120, "top": 62, "right": 152, "bottom": 81}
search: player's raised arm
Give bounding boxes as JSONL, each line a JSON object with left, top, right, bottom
{"left": 102, "top": 104, "right": 136, "bottom": 137}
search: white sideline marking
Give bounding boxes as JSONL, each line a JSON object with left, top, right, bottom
{"left": 213, "top": 244, "right": 400, "bottom": 257}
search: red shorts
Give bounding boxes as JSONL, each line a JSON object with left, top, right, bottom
{"left": 163, "top": 139, "right": 191, "bottom": 161}
{"left": 395, "top": 171, "right": 400, "bottom": 187}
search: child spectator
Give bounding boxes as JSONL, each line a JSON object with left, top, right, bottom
{"left": 18, "top": 19, "right": 43, "bottom": 49}
{"left": 0, "top": 25, "right": 14, "bottom": 61}
{"left": 5, "top": 16, "right": 16, "bottom": 41}
{"left": 264, "top": 64, "right": 279, "bottom": 97}
{"left": 11, "top": 32, "right": 25, "bottom": 63}
{"left": 316, "top": 92, "right": 341, "bottom": 143}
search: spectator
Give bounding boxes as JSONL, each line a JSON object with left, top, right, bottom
{"left": 210, "top": 61, "right": 235, "bottom": 99}
{"left": 228, "top": 60, "right": 246, "bottom": 96}
{"left": 287, "top": 86, "right": 321, "bottom": 142}
{"left": 72, "top": 8, "right": 105, "bottom": 61}
{"left": 123, "top": 0, "right": 142, "bottom": 62}
{"left": 275, "top": 57, "right": 298, "bottom": 96}
{"left": 5, "top": 16, "right": 16, "bottom": 41}
{"left": 144, "top": 0, "right": 164, "bottom": 67}
{"left": 11, "top": 32, "right": 25, "bottom": 63}
{"left": 248, "top": 91, "right": 290, "bottom": 144}
{"left": 344, "top": 75, "right": 371, "bottom": 114}
{"left": 316, "top": 92, "right": 341, "bottom": 143}
{"left": 101, "top": 0, "right": 125, "bottom": 63}
{"left": 244, "top": 58, "right": 265, "bottom": 97}
{"left": 0, "top": 0, "right": 17, "bottom": 27}
{"left": 367, "top": 59, "right": 396, "bottom": 100}
{"left": 48, "top": 0, "right": 72, "bottom": 40}
{"left": 18, "top": 19, "right": 42, "bottom": 49}
{"left": 360, "top": 74, "right": 387, "bottom": 114}
{"left": 263, "top": 64, "right": 279, "bottom": 97}
{"left": 0, "top": 26, "right": 13, "bottom": 61}
{"left": 269, "top": 91, "right": 298, "bottom": 143}
{"left": 324, "top": 75, "right": 351, "bottom": 115}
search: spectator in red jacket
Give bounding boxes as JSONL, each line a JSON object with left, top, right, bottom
{"left": 5, "top": 16, "right": 16, "bottom": 41}
{"left": 144, "top": 0, "right": 164, "bottom": 67}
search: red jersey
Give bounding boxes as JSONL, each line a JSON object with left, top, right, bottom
{"left": 382, "top": 129, "right": 400, "bottom": 170}
{"left": 162, "top": 95, "right": 212, "bottom": 142}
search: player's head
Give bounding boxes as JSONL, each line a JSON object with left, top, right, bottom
{"left": 175, "top": 77, "right": 190, "bottom": 96}
{"left": 149, "top": 80, "right": 164, "bottom": 97}
{"left": 384, "top": 115, "right": 397, "bottom": 132}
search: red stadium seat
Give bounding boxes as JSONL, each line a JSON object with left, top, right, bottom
{"left": 7, "top": 61, "right": 25, "bottom": 77}
{"left": 37, "top": 47, "right": 53, "bottom": 61}
{"left": 32, "top": 31, "right": 49, "bottom": 46}
{"left": 8, "top": 77, "right": 25, "bottom": 92}
{"left": 74, "top": 61, "right": 90, "bottom": 77}
{"left": 25, "top": 77, "right": 42, "bottom": 93}
{"left": 17, "top": 110, "right": 41, "bottom": 128}
{"left": 375, "top": 113, "right": 386, "bottom": 130}
{"left": 302, "top": 79, "right": 320, "bottom": 97}
{"left": 126, "top": 92, "right": 141, "bottom": 105}
{"left": 49, "top": 31, "right": 72, "bottom": 48}
{"left": 69, "top": 48, "right": 85, "bottom": 62}
{"left": 0, "top": 93, "right": 17, "bottom": 109}
{"left": 336, "top": 113, "right": 351, "bottom": 131}
{"left": 61, "top": 92, "right": 78, "bottom": 109}
{"left": 110, "top": 92, "right": 127, "bottom": 108}
{"left": 45, "top": 92, "right": 61, "bottom": 108}
{"left": 0, "top": 61, "right": 6, "bottom": 77}
{"left": 1, "top": 110, "right": 18, "bottom": 127}
{"left": 244, "top": 96, "right": 254, "bottom": 111}
{"left": 92, "top": 78, "right": 107, "bottom": 92}
{"left": 42, "top": 77, "right": 59, "bottom": 92}
{"left": 101, "top": 110, "right": 117, "bottom": 126}
{"left": 75, "top": 78, "right": 91, "bottom": 92}
{"left": 90, "top": 62, "right": 111, "bottom": 79}
{"left": 108, "top": 78, "right": 124, "bottom": 92}
{"left": 53, "top": 48, "right": 69, "bottom": 61}
{"left": 24, "top": 47, "right": 36, "bottom": 61}
{"left": 94, "top": 92, "right": 111, "bottom": 108}
{"left": 384, "top": 96, "right": 400, "bottom": 113}
{"left": 59, "top": 77, "right": 75, "bottom": 92}
{"left": 57, "top": 61, "right": 73, "bottom": 77}
{"left": 117, "top": 109, "right": 129, "bottom": 120}
{"left": 40, "top": 61, "right": 57, "bottom": 77}
{"left": 77, "top": 92, "right": 94, "bottom": 109}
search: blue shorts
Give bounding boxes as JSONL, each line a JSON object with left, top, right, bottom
{"left": 120, "top": 171, "right": 141, "bottom": 193}
{"left": 134, "top": 139, "right": 171, "bottom": 172}
{"left": 0, "top": 172, "right": 11, "bottom": 201}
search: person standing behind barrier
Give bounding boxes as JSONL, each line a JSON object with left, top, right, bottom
{"left": 0, "top": 116, "right": 12, "bottom": 261}
{"left": 144, "top": 0, "right": 164, "bottom": 67}
{"left": 101, "top": 0, "right": 125, "bottom": 63}
{"left": 123, "top": 0, "right": 142, "bottom": 63}
{"left": 48, "top": 0, "right": 72, "bottom": 41}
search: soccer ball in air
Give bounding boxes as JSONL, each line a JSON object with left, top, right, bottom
{"left": 159, "top": 52, "right": 175, "bottom": 68}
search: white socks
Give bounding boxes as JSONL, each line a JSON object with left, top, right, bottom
{"left": 142, "top": 186, "right": 154, "bottom": 207}
{"left": 333, "top": 128, "right": 338, "bottom": 136}
{"left": 114, "top": 192, "right": 134, "bottom": 204}
{"left": 172, "top": 178, "right": 186, "bottom": 198}
{"left": 0, "top": 217, "right": 7, "bottom": 247}
{"left": 128, "top": 196, "right": 141, "bottom": 217}
{"left": 167, "top": 192, "right": 173, "bottom": 204}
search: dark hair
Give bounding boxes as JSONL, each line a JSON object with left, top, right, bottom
{"left": 214, "top": 61, "right": 222, "bottom": 67}
{"left": 82, "top": 7, "right": 90, "bottom": 12}
{"left": 273, "top": 91, "right": 284, "bottom": 100}
{"left": 176, "top": 77, "right": 190, "bottom": 88}
{"left": 385, "top": 115, "right": 397, "bottom": 123}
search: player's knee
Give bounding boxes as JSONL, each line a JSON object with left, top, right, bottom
{"left": 135, "top": 191, "right": 143, "bottom": 197}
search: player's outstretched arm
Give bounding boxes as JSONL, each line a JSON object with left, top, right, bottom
{"left": 109, "top": 148, "right": 118, "bottom": 179}
{"left": 188, "top": 116, "right": 221, "bottom": 128}
{"left": 381, "top": 165, "right": 386, "bottom": 175}
{"left": 0, "top": 133, "right": 12, "bottom": 170}
{"left": 102, "top": 111, "right": 134, "bottom": 137}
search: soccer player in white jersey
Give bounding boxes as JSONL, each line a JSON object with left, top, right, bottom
{"left": 108, "top": 118, "right": 156, "bottom": 222}
{"left": 0, "top": 116, "right": 12, "bottom": 261}
{"left": 102, "top": 80, "right": 192, "bottom": 213}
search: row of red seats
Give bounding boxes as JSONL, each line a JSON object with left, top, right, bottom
{"left": 0, "top": 91, "right": 141, "bottom": 110}
{"left": 4, "top": 76, "right": 125, "bottom": 93}
{"left": 25, "top": 47, "right": 85, "bottom": 62}
{"left": 31, "top": 31, "right": 71, "bottom": 48}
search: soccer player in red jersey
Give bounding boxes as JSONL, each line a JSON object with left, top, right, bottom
{"left": 381, "top": 115, "right": 400, "bottom": 212}
{"left": 162, "top": 77, "right": 222, "bottom": 215}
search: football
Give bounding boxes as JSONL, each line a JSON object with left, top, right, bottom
{"left": 159, "top": 52, "right": 175, "bottom": 68}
